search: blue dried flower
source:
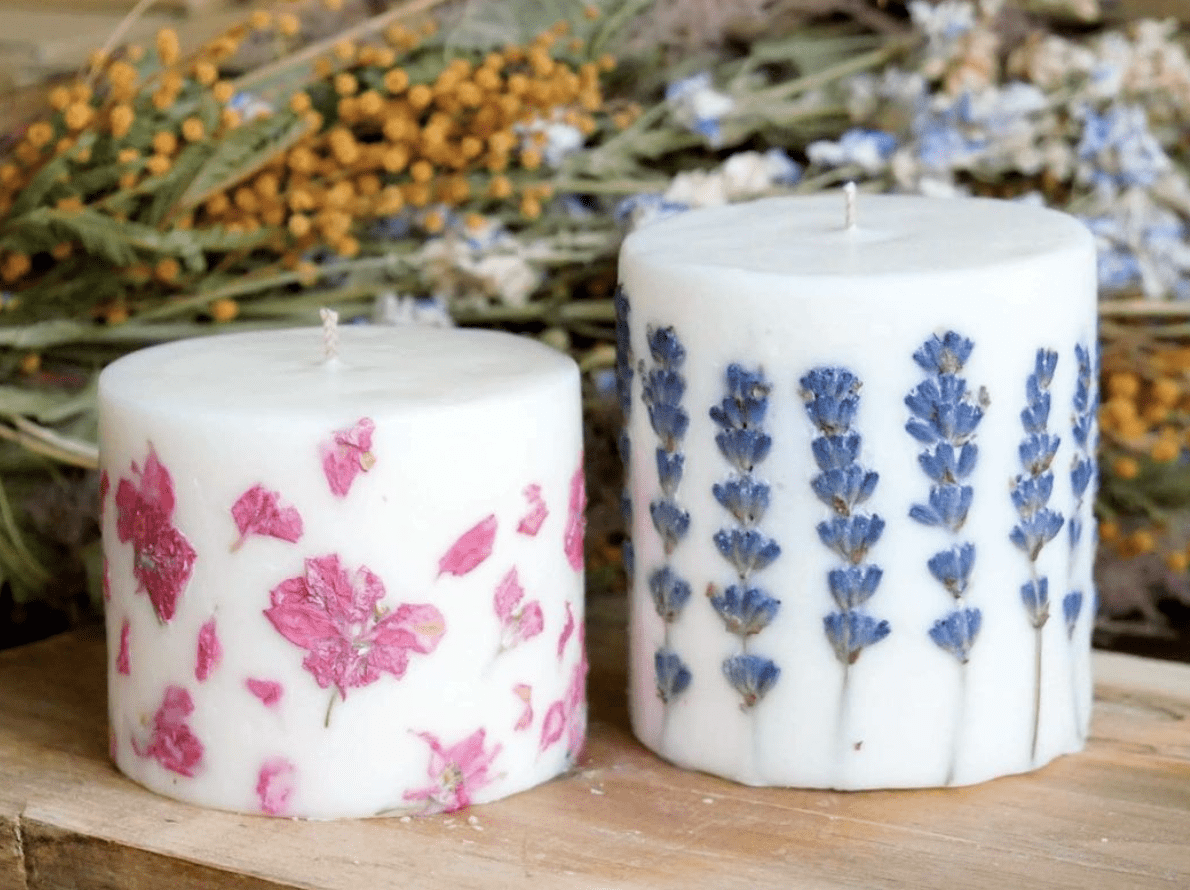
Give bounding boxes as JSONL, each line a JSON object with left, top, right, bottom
{"left": 1010, "top": 509, "right": 1065, "bottom": 560}
{"left": 617, "top": 430, "right": 631, "bottom": 466}
{"left": 712, "top": 476, "right": 771, "bottom": 526}
{"left": 800, "top": 368, "right": 860, "bottom": 435}
{"left": 721, "top": 654, "right": 780, "bottom": 708}
{"left": 649, "top": 566, "right": 691, "bottom": 622}
{"left": 1019, "top": 433, "right": 1060, "bottom": 475}
{"left": 927, "top": 543, "right": 976, "bottom": 598}
{"left": 622, "top": 539, "right": 634, "bottom": 578}
{"left": 1010, "top": 473, "right": 1055, "bottom": 517}
{"left": 713, "top": 528, "right": 781, "bottom": 578}
{"left": 918, "top": 442, "right": 979, "bottom": 484}
{"left": 642, "top": 367, "right": 687, "bottom": 413}
{"left": 1071, "top": 456, "right": 1094, "bottom": 501}
{"left": 811, "top": 465, "right": 879, "bottom": 514}
{"left": 1032, "top": 349, "right": 1058, "bottom": 389}
{"left": 1020, "top": 577, "right": 1050, "bottom": 628}
{"left": 655, "top": 648, "right": 692, "bottom": 703}
{"left": 1020, "top": 391, "right": 1052, "bottom": 434}
{"left": 910, "top": 483, "right": 974, "bottom": 531}
{"left": 614, "top": 286, "right": 634, "bottom": 417}
{"left": 650, "top": 499, "right": 691, "bottom": 553}
{"left": 1069, "top": 515, "right": 1083, "bottom": 548}
{"left": 710, "top": 364, "right": 771, "bottom": 430}
{"left": 905, "top": 377, "right": 984, "bottom": 445}
{"left": 644, "top": 400, "right": 689, "bottom": 451}
{"left": 811, "top": 433, "right": 861, "bottom": 472}
{"left": 1063, "top": 591, "right": 1084, "bottom": 639}
{"left": 929, "top": 608, "right": 982, "bottom": 664}
{"left": 817, "top": 515, "right": 885, "bottom": 564}
{"left": 656, "top": 450, "right": 685, "bottom": 498}
{"left": 913, "top": 332, "right": 974, "bottom": 376}
{"left": 708, "top": 584, "right": 781, "bottom": 637}
{"left": 827, "top": 565, "right": 883, "bottom": 610}
{"left": 715, "top": 427, "right": 773, "bottom": 474}
{"left": 824, "top": 610, "right": 891, "bottom": 665}
{"left": 647, "top": 325, "right": 686, "bottom": 369}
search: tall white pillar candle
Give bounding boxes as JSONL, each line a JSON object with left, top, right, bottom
{"left": 616, "top": 193, "right": 1097, "bottom": 788}
{"left": 99, "top": 325, "right": 586, "bottom": 818}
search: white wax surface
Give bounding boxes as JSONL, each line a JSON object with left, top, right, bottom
{"left": 100, "top": 326, "right": 586, "bottom": 818}
{"left": 619, "top": 194, "right": 1097, "bottom": 789}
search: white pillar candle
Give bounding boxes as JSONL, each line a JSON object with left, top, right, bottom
{"left": 99, "top": 325, "right": 587, "bottom": 818}
{"left": 616, "top": 193, "right": 1098, "bottom": 788}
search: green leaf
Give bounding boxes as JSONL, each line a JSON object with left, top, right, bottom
{"left": 7, "top": 133, "right": 98, "bottom": 219}
{"left": 145, "top": 142, "right": 216, "bottom": 226}
{"left": 178, "top": 110, "right": 311, "bottom": 211}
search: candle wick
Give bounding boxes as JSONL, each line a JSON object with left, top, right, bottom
{"left": 844, "top": 182, "right": 858, "bottom": 231}
{"left": 320, "top": 307, "right": 340, "bottom": 362}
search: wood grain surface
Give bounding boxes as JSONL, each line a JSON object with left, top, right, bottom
{"left": 1, "top": 621, "right": 1188, "bottom": 890}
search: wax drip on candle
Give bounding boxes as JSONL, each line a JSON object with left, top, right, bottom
{"left": 320, "top": 308, "right": 340, "bottom": 363}
{"left": 844, "top": 182, "right": 858, "bottom": 231}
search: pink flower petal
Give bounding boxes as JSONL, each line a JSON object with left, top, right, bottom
{"left": 321, "top": 417, "right": 376, "bottom": 498}
{"left": 516, "top": 484, "right": 548, "bottom": 536}
{"left": 403, "top": 729, "right": 502, "bottom": 814}
{"left": 116, "top": 619, "right": 131, "bottom": 676}
{"left": 438, "top": 515, "right": 497, "bottom": 578}
{"left": 513, "top": 684, "right": 533, "bottom": 732}
{"left": 195, "top": 618, "right": 222, "bottom": 682}
{"left": 539, "top": 701, "right": 565, "bottom": 753}
{"left": 493, "top": 567, "right": 524, "bottom": 622}
{"left": 99, "top": 469, "right": 110, "bottom": 518}
{"left": 246, "top": 678, "right": 284, "bottom": 707}
{"left": 133, "top": 684, "right": 203, "bottom": 777}
{"left": 102, "top": 558, "right": 111, "bottom": 602}
{"left": 256, "top": 756, "right": 297, "bottom": 816}
{"left": 557, "top": 602, "right": 575, "bottom": 661}
{"left": 231, "top": 484, "right": 303, "bottom": 548}
{"left": 564, "top": 458, "right": 586, "bottom": 572}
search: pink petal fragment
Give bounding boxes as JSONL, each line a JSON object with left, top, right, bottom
{"left": 102, "top": 558, "right": 111, "bottom": 602}
{"left": 539, "top": 654, "right": 588, "bottom": 759}
{"left": 132, "top": 684, "right": 204, "bottom": 777}
{"left": 321, "top": 417, "right": 376, "bottom": 498}
{"left": 539, "top": 702, "right": 565, "bottom": 753}
{"left": 557, "top": 602, "right": 575, "bottom": 661}
{"left": 263, "top": 554, "right": 445, "bottom": 706}
{"left": 99, "top": 470, "right": 110, "bottom": 518}
{"left": 403, "top": 729, "right": 502, "bottom": 814}
{"left": 116, "top": 619, "right": 131, "bottom": 676}
{"left": 256, "top": 756, "right": 297, "bottom": 816}
{"left": 231, "top": 484, "right": 304, "bottom": 548}
{"left": 493, "top": 568, "right": 524, "bottom": 622}
{"left": 513, "top": 683, "right": 533, "bottom": 732}
{"left": 438, "top": 515, "right": 497, "bottom": 578}
{"left": 195, "top": 618, "right": 222, "bottom": 682}
{"left": 516, "top": 484, "right": 548, "bottom": 537}
{"left": 246, "top": 678, "right": 284, "bottom": 707}
{"left": 564, "top": 458, "right": 586, "bottom": 572}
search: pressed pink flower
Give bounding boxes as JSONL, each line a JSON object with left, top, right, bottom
{"left": 557, "top": 602, "right": 575, "bottom": 661}
{"left": 563, "top": 459, "right": 586, "bottom": 572}
{"left": 256, "top": 756, "right": 297, "bottom": 816}
{"left": 231, "top": 484, "right": 303, "bottom": 549}
{"left": 403, "top": 728, "right": 502, "bottom": 814}
{"left": 99, "top": 469, "right": 110, "bottom": 517}
{"left": 539, "top": 654, "right": 587, "bottom": 759}
{"left": 264, "top": 554, "right": 445, "bottom": 703}
{"left": 131, "top": 685, "right": 204, "bottom": 777}
{"left": 321, "top": 417, "right": 376, "bottom": 497}
{"left": 116, "top": 618, "right": 131, "bottom": 676}
{"left": 493, "top": 567, "right": 544, "bottom": 653}
{"left": 195, "top": 618, "right": 221, "bottom": 682}
{"left": 246, "top": 678, "right": 284, "bottom": 707}
{"left": 516, "top": 484, "right": 548, "bottom": 537}
{"left": 102, "top": 558, "right": 111, "bottom": 602}
{"left": 513, "top": 683, "right": 533, "bottom": 731}
{"left": 438, "top": 515, "right": 497, "bottom": 577}
{"left": 114, "top": 446, "right": 196, "bottom": 623}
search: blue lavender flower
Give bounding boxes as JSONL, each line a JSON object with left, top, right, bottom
{"left": 905, "top": 376, "right": 984, "bottom": 444}
{"left": 824, "top": 611, "right": 891, "bottom": 665}
{"left": 1019, "top": 433, "right": 1061, "bottom": 475}
{"left": 1068, "top": 515, "right": 1084, "bottom": 549}
{"left": 708, "top": 584, "right": 781, "bottom": 637}
{"left": 800, "top": 368, "right": 860, "bottom": 435}
{"left": 918, "top": 442, "right": 979, "bottom": 483}
{"left": 1010, "top": 509, "right": 1064, "bottom": 560}
{"left": 714, "top": 528, "right": 781, "bottom": 578}
{"left": 650, "top": 500, "right": 691, "bottom": 553}
{"left": 913, "top": 331, "right": 975, "bottom": 376}
{"left": 1071, "top": 458, "right": 1094, "bottom": 501}
{"left": 1021, "top": 577, "right": 1050, "bottom": 628}
{"left": 1010, "top": 474, "right": 1055, "bottom": 517}
{"left": 613, "top": 286, "right": 634, "bottom": 418}
{"left": 721, "top": 654, "right": 780, "bottom": 709}
{"left": 649, "top": 566, "right": 692, "bottom": 622}
{"left": 655, "top": 648, "right": 692, "bottom": 703}
{"left": 929, "top": 608, "right": 982, "bottom": 664}
{"left": 811, "top": 465, "right": 879, "bottom": 514}
{"left": 656, "top": 451, "right": 685, "bottom": 498}
{"left": 827, "top": 566, "right": 883, "bottom": 609}
{"left": 1077, "top": 104, "right": 1171, "bottom": 193}
{"left": 817, "top": 515, "right": 885, "bottom": 564}
{"left": 1063, "top": 591, "right": 1084, "bottom": 639}
{"left": 710, "top": 364, "right": 771, "bottom": 428}
{"left": 714, "top": 427, "right": 772, "bottom": 474}
{"left": 648, "top": 326, "right": 685, "bottom": 368}
{"left": 927, "top": 544, "right": 976, "bottom": 598}
{"left": 712, "top": 476, "right": 771, "bottom": 526}
{"left": 910, "top": 484, "right": 974, "bottom": 531}
{"left": 812, "top": 433, "right": 861, "bottom": 471}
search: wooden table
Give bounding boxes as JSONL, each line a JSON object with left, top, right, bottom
{"left": 2, "top": 618, "right": 1188, "bottom": 890}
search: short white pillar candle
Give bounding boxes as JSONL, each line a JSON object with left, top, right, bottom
{"left": 99, "top": 324, "right": 586, "bottom": 818}
{"left": 616, "top": 193, "right": 1098, "bottom": 788}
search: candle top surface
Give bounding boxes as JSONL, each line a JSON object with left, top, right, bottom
{"left": 99, "top": 326, "right": 575, "bottom": 416}
{"left": 620, "top": 194, "right": 1093, "bottom": 277}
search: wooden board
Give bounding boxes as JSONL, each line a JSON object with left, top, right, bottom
{"left": 1, "top": 622, "right": 1189, "bottom": 890}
